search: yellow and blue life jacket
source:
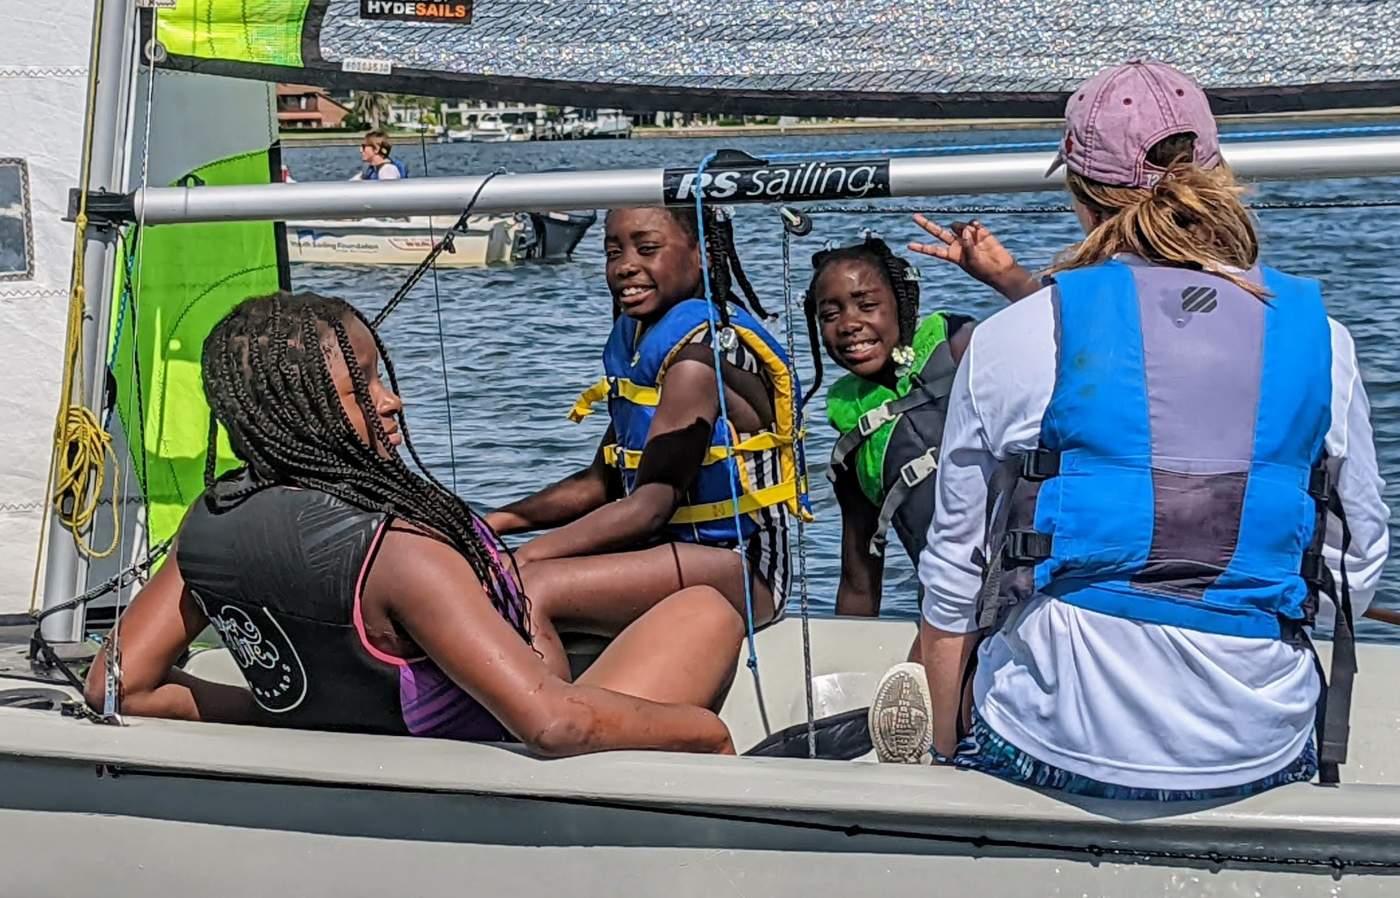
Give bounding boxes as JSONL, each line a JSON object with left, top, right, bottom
{"left": 570, "top": 299, "right": 810, "bottom": 545}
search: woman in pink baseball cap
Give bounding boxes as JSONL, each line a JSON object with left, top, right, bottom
{"left": 866, "top": 61, "right": 1389, "bottom": 800}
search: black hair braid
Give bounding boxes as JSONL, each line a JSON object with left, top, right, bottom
{"left": 871, "top": 241, "right": 921, "bottom": 350}
{"left": 799, "top": 284, "right": 825, "bottom": 408}
{"left": 698, "top": 211, "right": 735, "bottom": 331}
{"left": 803, "top": 237, "right": 924, "bottom": 403}
{"left": 712, "top": 214, "right": 772, "bottom": 319}
{"left": 200, "top": 291, "right": 533, "bottom": 643}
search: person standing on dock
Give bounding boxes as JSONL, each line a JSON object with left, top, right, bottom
{"left": 873, "top": 60, "right": 1389, "bottom": 799}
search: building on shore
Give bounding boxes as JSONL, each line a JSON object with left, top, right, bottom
{"left": 276, "top": 84, "right": 350, "bottom": 129}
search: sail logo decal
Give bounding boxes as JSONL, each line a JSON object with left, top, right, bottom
{"left": 206, "top": 604, "right": 309, "bottom": 714}
{"left": 360, "top": 1, "right": 473, "bottom": 23}
{"left": 663, "top": 160, "right": 891, "bottom": 204}
{"left": 1180, "top": 285, "right": 1218, "bottom": 313}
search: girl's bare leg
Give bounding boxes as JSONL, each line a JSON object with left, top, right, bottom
{"left": 578, "top": 585, "right": 743, "bottom": 711}
{"left": 520, "top": 542, "right": 775, "bottom": 680}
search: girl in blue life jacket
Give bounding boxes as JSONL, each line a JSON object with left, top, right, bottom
{"left": 487, "top": 207, "right": 806, "bottom": 679}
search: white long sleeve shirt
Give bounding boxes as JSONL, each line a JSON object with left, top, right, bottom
{"left": 919, "top": 262, "right": 1390, "bottom": 790}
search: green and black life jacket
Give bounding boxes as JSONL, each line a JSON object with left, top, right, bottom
{"left": 826, "top": 312, "right": 973, "bottom": 560}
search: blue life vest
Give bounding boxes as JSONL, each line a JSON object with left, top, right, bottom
{"left": 362, "top": 158, "right": 407, "bottom": 180}
{"left": 979, "top": 260, "right": 1333, "bottom": 639}
{"left": 569, "top": 299, "right": 810, "bottom": 545}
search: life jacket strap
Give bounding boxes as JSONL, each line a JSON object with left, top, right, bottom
{"left": 973, "top": 449, "right": 1059, "bottom": 630}
{"left": 602, "top": 431, "right": 793, "bottom": 469}
{"left": 669, "top": 479, "right": 800, "bottom": 526}
{"left": 1315, "top": 475, "right": 1357, "bottom": 785}
{"left": 568, "top": 376, "right": 661, "bottom": 422}
{"left": 868, "top": 447, "right": 940, "bottom": 556}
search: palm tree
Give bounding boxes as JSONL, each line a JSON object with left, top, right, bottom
{"left": 351, "top": 91, "right": 393, "bottom": 130}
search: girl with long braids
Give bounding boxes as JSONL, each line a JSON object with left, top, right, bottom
{"left": 487, "top": 206, "right": 805, "bottom": 679}
{"left": 85, "top": 291, "right": 739, "bottom": 757}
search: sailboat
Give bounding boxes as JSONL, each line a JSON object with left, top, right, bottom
{"left": 3, "top": 2, "right": 1400, "bottom": 894}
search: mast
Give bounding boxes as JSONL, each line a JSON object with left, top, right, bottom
{"left": 114, "top": 134, "right": 1400, "bottom": 224}
{"left": 39, "top": 0, "right": 137, "bottom": 645}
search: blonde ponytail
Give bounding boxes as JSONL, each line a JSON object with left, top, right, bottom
{"left": 1047, "top": 141, "right": 1266, "bottom": 298}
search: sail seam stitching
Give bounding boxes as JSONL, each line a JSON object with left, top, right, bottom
{"left": 0, "top": 67, "right": 89, "bottom": 78}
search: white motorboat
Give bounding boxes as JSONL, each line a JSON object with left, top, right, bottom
{"left": 284, "top": 209, "right": 598, "bottom": 267}
{"left": 285, "top": 214, "right": 529, "bottom": 266}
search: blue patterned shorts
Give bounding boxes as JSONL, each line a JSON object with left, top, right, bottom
{"left": 950, "top": 710, "right": 1318, "bottom": 801}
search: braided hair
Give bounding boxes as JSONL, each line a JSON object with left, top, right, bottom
{"left": 801, "top": 236, "right": 920, "bottom": 406}
{"left": 200, "top": 290, "right": 532, "bottom": 642}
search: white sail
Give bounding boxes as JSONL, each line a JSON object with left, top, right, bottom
{"left": 0, "top": 2, "right": 97, "bottom": 617}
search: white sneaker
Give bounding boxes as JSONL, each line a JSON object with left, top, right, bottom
{"left": 868, "top": 662, "right": 934, "bottom": 764}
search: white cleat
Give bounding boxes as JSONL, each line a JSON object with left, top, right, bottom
{"left": 868, "top": 662, "right": 934, "bottom": 764}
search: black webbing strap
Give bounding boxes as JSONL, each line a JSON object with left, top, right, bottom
{"left": 1317, "top": 490, "right": 1357, "bottom": 785}
{"left": 973, "top": 449, "right": 1060, "bottom": 630}
{"left": 829, "top": 390, "right": 933, "bottom": 474}
{"left": 974, "top": 455, "right": 1030, "bottom": 629}
{"left": 868, "top": 446, "right": 939, "bottom": 556}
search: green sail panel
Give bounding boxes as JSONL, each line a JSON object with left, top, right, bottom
{"left": 157, "top": 0, "right": 309, "bottom": 67}
{"left": 111, "top": 149, "right": 282, "bottom": 545}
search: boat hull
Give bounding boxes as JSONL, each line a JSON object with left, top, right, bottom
{"left": 285, "top": 214, "right": 526, "bottom": 267}
{"left": 2, "top": 618, "right": 1397, "bottom": 894}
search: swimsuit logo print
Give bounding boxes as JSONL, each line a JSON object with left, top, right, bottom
{"left": 1180, "top": 285, "right": 1218, "bottom": 313}
{"left": 207, "top": 605, "right": 308, "bottom": 713}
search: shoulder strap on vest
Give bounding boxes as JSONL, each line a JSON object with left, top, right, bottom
{"left": 1308, "top": 459, "right": 1357, "bottom": 785}
{"left": 868, "top": 446, "right": 940, "bottom": 556}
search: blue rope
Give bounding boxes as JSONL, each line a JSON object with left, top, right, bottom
{"left": 693, "top": 150, "right": 760, "bottom": 671}
{"left": 759, "top": 123, "right": 1400, "bottom": 163}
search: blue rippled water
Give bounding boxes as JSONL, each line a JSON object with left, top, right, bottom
{"left": 285, "top": 124, "right": 1400, "bottom": 640}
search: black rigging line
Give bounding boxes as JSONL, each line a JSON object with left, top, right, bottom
{"left": 370, "top": 168, "right": 506, "bottom": 327}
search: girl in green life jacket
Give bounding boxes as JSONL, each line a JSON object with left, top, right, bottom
{"left": 809, "top": 230, "right": 1038, "bottom": 626}
{"left": 808, "top": 237, "right": 971, "bottom": 622}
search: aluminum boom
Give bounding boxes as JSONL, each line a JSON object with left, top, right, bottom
{"left": 128, "top": 135, "right": 1400, "bottom": 224}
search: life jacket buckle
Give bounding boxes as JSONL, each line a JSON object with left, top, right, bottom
{"left": 857, "top": 402, "right": 896, "bottom": 436}
{"left": 1001, "top": 528, "right": 1053, "bottom": 566}
{"left": 898, "top": 447, "right": 940, "bottom": 488}
{"left": 1300, "top": 548, "right": 1327, "bottom": 587}
{"left": 1020, "top": 448, "right": 1060, "bottom": 482}
{"left": 1308, "top": 464, "right": 1332, "bottom": 502}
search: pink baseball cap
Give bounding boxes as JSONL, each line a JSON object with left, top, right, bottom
{"left": 1047, "top": 60, "right": 1221, "bottom": 188}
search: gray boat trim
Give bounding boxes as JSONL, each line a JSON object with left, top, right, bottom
{"left": 3, "top": 619, "right": 1398, "bottom": 873}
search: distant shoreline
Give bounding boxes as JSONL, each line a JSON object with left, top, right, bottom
{"left": 279, "top": 107, "right": 1400, "bottom": 147}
